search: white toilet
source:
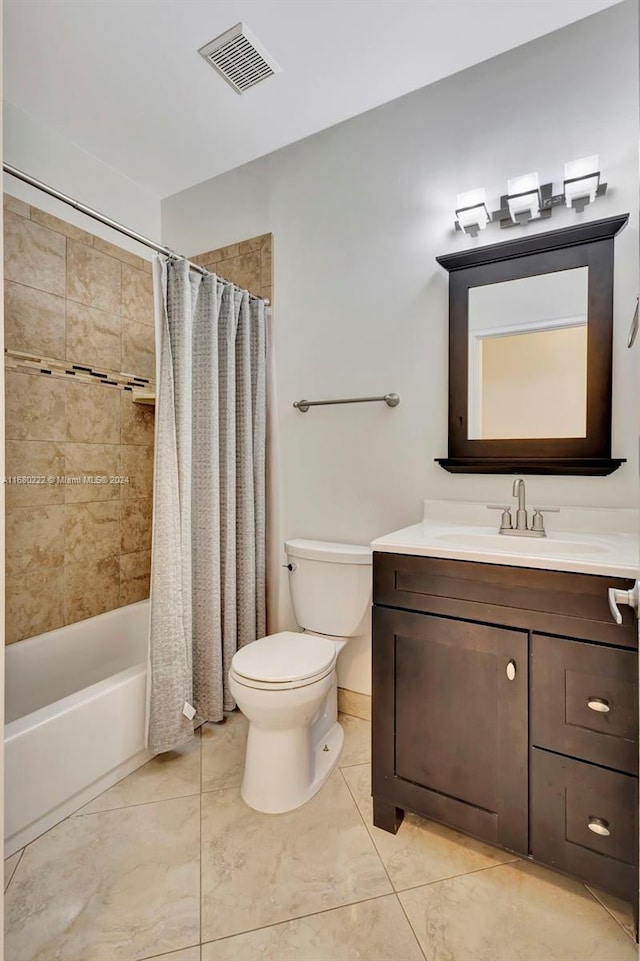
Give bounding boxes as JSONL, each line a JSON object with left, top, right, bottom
{"left": 229, "top": 538, "right": 372, "bottom": 814}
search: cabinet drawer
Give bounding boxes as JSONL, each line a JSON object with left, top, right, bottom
{"left": 373, "top": 553, "right": 637, "bottom": 648}
{"left": 530, "top": 748, "right": 637, "bottom": 901}
{"left": 531, "top": 634, "right": 638, "bottom": 775}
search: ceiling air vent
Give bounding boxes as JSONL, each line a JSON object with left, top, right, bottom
{"left": 199, "top": 22, "right": 282, "bottom": 94}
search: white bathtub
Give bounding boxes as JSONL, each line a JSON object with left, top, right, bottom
{"left": 4, "top": 600, "right": 152, "bottom": 857}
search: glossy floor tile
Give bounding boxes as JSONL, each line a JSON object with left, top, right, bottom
{"left": 5, "top": 795, "right": 200, "bottom": 961}
{"left": 4, "top": 849, "right": 22, "bottom": 891}
{"left": 78, "top": 730, "right": 201, "bottom": 815}
{"left": 201, "top": 712, "right": 248, "bottom": 794}
{"left": 200, "top": 768, "right": 392, "bottom": 942}
{"left": 337, "top": 714, "right": 371, "bottom": 768}
{"left": 201, "top": 895, "right": 424, "bottom": 961}
{"left": 586, "top": 885, "right": 636, "bottom": 942}
{"left": 144, "top": 948, "right": 201, "bottom": 961}
{"left": 5, "top": 707, "right": 636, "bottom": 961}
{"left": 343, "top": 763, "right": 517, "bottom": 891}
{"left": 399, "top": 860, "right": 637, "bottom": 961}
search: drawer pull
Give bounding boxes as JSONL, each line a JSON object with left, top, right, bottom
{"left": 587, "top": 697, "right": 610, "bottom": 713}
{"left": 506, "top": 659, "right": 516, "bottom": 681}
{"left": 587, "top": 817, "right": 611, "bottom": 837}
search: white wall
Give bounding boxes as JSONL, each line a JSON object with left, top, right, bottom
{"left": 3, "top": 101, "right": 160, "bottom": 257}
{"left": 162, "top": 2, "right": 639, "bottom": 692}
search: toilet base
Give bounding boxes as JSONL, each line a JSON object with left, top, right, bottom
{"left": 240, "top": 719, "right": 344, "bottom": 815}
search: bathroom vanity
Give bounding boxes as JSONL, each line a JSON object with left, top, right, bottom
{"left": 371, "top": 505, "right": 638, "bottom": 917}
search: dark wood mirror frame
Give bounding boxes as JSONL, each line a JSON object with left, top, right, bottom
{"left": 435, "top": 214, "right": 629, "bottom": 475}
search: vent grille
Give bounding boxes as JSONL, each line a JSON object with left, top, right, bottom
{"left": 199, "top": 22, "right": 281, "bottom": 94}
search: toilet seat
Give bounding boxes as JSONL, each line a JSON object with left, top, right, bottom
{"left": 231, "top": 631, "right": 336, "bottom": 690}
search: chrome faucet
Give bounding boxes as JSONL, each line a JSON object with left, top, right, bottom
{"left": 488, "top": 478, "right": 559, "bottom": 538}
{"left": 512, "top": 478, "right": 527, "bottom": 531}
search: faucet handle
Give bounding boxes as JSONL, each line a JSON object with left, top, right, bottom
{"left": 531, "top": 507, "right": 559, "bottom": 533}
{"left": 487, "top": 505, "right": 513, "bottom": 530}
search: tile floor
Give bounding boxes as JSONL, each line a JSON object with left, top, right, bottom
{"left": 4, "top": 711, "right": 637, "bottom": 961}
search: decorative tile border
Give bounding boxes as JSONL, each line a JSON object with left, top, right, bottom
{"left": 5, "top": 349, "right": 155, "bottom": 393}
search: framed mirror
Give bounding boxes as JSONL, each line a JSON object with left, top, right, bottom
{"left": 436, "top": 215, "right": 628, "bottom": 475}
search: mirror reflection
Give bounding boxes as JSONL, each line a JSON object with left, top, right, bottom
{"left": 468, "top": 267, "right": 589, "bottom": 440}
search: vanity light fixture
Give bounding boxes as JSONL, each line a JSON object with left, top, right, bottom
{"left": 454, "top": 157, "right": 608, "bottom": 237}
{"left": 506, "top": 172, "right": 541, "bottom": 223}
{"left": 564, "top": 155, "right": 603, "bottom": 212}
{"left": 455, "top": 188, "right": 491, "bottom": 237}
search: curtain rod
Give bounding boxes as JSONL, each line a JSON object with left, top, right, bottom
{"left": 3, "top": 163, "right": 269, "bottom": 305}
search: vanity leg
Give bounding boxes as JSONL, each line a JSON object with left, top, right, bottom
{"left": 373, "top": 798, "right": 404, "bottom": 834}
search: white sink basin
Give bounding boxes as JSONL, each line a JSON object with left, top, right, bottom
{"left": 434, "top": 532, "right": 609, "bottom": 555}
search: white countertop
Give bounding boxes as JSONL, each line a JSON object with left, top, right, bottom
{"left": 371, "top": 501, "right": 638, "bottom": 578}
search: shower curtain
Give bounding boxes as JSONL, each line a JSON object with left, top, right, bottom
{"left": 148, "top": 257, "right": 267, "bottom": 753}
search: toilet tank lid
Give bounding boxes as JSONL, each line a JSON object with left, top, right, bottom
{"left": 285, "top": 539, "right": 372, "bottom": 565}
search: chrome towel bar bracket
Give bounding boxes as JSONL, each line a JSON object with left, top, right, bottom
{"left": 293, "top": 393, "right": 400, "bottom": 413}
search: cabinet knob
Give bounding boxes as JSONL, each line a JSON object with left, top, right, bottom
{"left": 587, "top": 697, "right": 610, "bottom": 713}
{"left": 506, "top": 660, "right": 516, "bottom": 681}
{"left": 587, "top": 817, "right": 611, "bottom": 837}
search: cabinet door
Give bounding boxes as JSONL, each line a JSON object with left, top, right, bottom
{"left": 373, "top": 606, "right": 528, "bottom": 854}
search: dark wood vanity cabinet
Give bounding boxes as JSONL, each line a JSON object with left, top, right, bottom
{"left": 372, "top": 551, "right": 638, "bottom": 910}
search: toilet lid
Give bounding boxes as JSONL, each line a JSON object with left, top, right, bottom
{"left": 232, "top": 631, "right": 336, "bottom": 684}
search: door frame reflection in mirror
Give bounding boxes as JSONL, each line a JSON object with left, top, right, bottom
{"left": 436, "top": 215, "right": 629, "bottom": 475}
{"left": 468, "top": 313, "right": 588, "bottom": 440}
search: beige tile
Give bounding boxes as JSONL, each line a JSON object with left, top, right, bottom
{"left": 79, "top": 733, "right": 201, "bottom": 816}
{"left": 64, "top": 443, "right": 121, "bottom": 502}
{"left": 399, "top": 860, "right": 637, "bottom": 961}
{"left": 4, "top": 194, "right": 30, "bottom": 218}
{"left": 338, "top": 687, "right": 371, "bottom": 721}
{"left": 6, "top": 504, "right": 65, "bottom": 577}
{"left": 202, "top": 894, "right": 424, "bottom": 961}
{"left": 145, "top": 949, "right": 200, "bottom": 961}
{"left": 30, "top": 206, "right": 94, "bottom": 245}
{"left": 122, "top": 263, "right": 154, "bottom": 326}
{"left": 65, "top": 555, "right": 120, "bottom": 624}
{"left": 121, "top": 444, "right": 154, "bottom": 499}
{"left": 6, "top": 568, "right": 65, "bottom": 643}
{"left": 260, "top": 243, "right": 272, "bottom": 288}
{"left": 64, "top": 379, "right": 121, "bottom": 444}
{"left": 93, "top": 235, "right": 151, "bottom": 272}
{"left": 4, "top": 280, "right": 66, "bottom": 355}
{"left": 241, "top": 234, "right": 268, "bottom": 253}
{"left": 200, "top": 768, "right": 391, "bottom": 942}
{"left": 67, "top": 239, "right": 121, "bottom": 313}
{"left": 4, "top": 850, "right": 23, "bottom": 892}
{"left": 217, "top": 250, "right": 261, "bottom": 293}
{"left": 586, "top": 886, "right": 636, "bottom": 942}
{"left": 196, "top": 242, "right": 238, "bottom": 265}
{"left": 338, "top": 714, "right": 371, "bottom": 768}
{"left": 122, "top": 318, "right": 155, "bottom": 379}
{"left": 5, "top": 441, "right": 66, "bottom": 507}
{"left": 121, "top": 497, "right": 153, "bottom": 554}
{"left": 201, "top": 711, "right": 249, "bottom": 794}
{"left": 4, "top": 795, "right": 200, "bottom": 961}
{"left": 66, "top": 300, "right": 122, "bottom": 370}
{"left": 342, "top": 764, "right": 516, "bottom": 892}
{"left": 5, "top": 371, "right": 67, "bottom": 441}
{"left": 261, "top": 284, "right": 273, "bottom": 304}
{"left": 4, "top": 209, "right": 66, "bottom": 295}
{"left": 120, "top": 549, "right": 151, "bottom": 606}
{"left": 121, "top": 386, "right": 155, "bottom": 445}
{"left": 65, "top": 501, "right": 120, "bottom": 564}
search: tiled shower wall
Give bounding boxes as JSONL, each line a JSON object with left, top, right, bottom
{"left": 4, "top": 194, "right": 155, "bottom": 643}
{"left": 192, "top": 233, "right": 273, "bottom": 303}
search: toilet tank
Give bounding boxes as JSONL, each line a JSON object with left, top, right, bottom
{"left": 285, "top": 539, "right": 372, "bottom": 637}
